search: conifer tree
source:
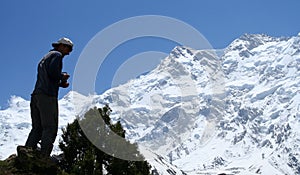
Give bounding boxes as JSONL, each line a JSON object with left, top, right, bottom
{"left": 59, "top": 105, "right": 151, "bottom": 175}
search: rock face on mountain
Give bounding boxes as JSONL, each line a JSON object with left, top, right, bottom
{"left": 1, "top": 33, "right": 300, "bottom": 174}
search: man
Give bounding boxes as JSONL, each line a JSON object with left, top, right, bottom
{"left": 25, "top": 37, "right": 73, "bottom": 157}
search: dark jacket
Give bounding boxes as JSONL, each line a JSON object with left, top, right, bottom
{"left": 32, "top": 50, "right": 64, "bottom": 97}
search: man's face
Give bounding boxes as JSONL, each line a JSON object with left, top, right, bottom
{"left": 59, "top": 44, "right": 72, "bottom": 56}
{"left": 63, "top": 45, "right": 72, "bottom": 55}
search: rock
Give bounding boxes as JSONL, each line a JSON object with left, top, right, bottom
{"left": 15, "top": 145, "right": 58, "bottom": 175}
{"left": 0, "top": 145, "right": 68, "bottom": 175}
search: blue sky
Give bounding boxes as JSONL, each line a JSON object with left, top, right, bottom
{"left": 0, "top": 0, "right": 299, "bottom": 108}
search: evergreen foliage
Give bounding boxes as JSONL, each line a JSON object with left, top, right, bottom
{"left": 59, "top": 105, "right": 151, "bottom": 175}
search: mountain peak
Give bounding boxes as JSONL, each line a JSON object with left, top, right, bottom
{"left": 169, "top": 46, "right": 196, "bottom": 59}
{"left": 228, "top": 33, "right": 271, "bottom": 52}
{"left": 225, "top": 33, "right": 292, "bottom": 58}
{"left": 239, "top": 33, "right": 274, "bottom": 42}
{"left": 7, "top": 95, "right": 29, "bottom": 110}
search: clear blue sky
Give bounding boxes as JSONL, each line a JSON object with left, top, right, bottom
{"left": 0, "top": 0, "right": 299, "bottom": 108}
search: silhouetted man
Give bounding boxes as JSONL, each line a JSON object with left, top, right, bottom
{"left": 25, "top": 37, "right": 73, "bottom": 157}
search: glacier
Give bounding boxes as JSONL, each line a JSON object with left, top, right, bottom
{"left": 1, "top": 33, "right": 300, "bottom": 174}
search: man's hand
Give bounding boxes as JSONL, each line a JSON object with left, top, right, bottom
{"left": 61, "top": 72, "right": 70, "bottom": 81}
{"left": 60, "top": 81, "right": 69, "bottom": 88}
{"left": 60, "top": 72, "right": 70, "bottom": 88}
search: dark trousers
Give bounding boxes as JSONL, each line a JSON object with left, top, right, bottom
{"left": 25, "top": 94, "right": 58, "bottom": 157}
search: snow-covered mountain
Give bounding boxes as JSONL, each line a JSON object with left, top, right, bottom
{"left": 1, "top": 33, "right": 300, "bottom": 174}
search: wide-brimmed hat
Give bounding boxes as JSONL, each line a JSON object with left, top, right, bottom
{"left": 52, "top": 37, "right": 73, "bottom": 48}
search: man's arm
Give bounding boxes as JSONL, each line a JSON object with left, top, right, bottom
{"left": 48, "top": 52, "right": 63, "bottom": 82}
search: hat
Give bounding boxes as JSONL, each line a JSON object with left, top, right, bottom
{"left": 52, "top": 37, "right": 73, "bottom": 48}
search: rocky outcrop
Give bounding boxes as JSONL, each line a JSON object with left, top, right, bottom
{"left": 0, "top": 146, "right": 66, "bottom": 175}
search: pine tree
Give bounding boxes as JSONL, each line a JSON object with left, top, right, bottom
{"left": 59, "top": 105, "right": 151, "bottom": 175}
{"left": 59, "top": 117, "right": 104, "bottom": 175}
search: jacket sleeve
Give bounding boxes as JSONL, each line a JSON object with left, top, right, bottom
{"left": 48, "top": 52, "right": 63, "bottom": 82}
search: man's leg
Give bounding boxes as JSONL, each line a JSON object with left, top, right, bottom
{"left": 25, "top": 95, "right": 42, "bottom": 149}
{"left": 37, "top": 94, "right": 59, "bottom": 157}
